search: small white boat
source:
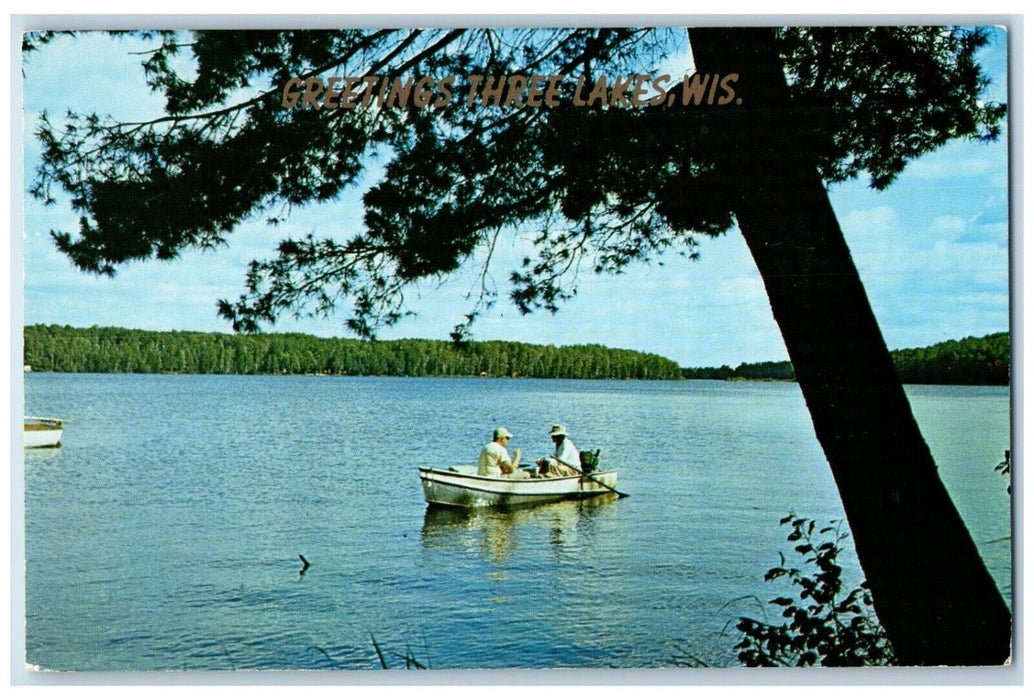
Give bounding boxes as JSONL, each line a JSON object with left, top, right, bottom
{"left": 24, "top": 416, "right": 64, "bottom": 448}
{"left": 418, "top": 465, "right": 619, "bottom": 508}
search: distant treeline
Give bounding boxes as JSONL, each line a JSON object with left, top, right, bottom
{"left": 682, "top": 360, "right": 796, "bottom": 381}
{"left": 22, "top": 325, "right": 683, "bottom": 380}
{"left": 681, "top": 332, "right": 1010, "bottom": 386}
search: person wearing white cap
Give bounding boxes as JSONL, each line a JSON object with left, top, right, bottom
{"left": 537, "top": 424, "right": 581, "bottom": 477}
{"left": 477, "top": 426, "right": 527, "bottom": 478}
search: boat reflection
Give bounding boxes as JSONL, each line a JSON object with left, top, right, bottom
{"left": 420, "top": 496, "right": 617, "bottom": 564}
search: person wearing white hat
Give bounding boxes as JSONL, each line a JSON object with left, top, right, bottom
{"left": 537, "top": 424, "right": 581, "bottom": 477}
{"left": 477, "top": 426, "right": 527, "bottom": 478}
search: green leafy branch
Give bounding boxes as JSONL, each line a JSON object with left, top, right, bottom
{"left": 733, "top": 514, "right": 897, "bottom": 667}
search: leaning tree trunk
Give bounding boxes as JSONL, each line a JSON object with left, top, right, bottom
{"left": 686, "top": 27, "right": 1011, "bottom": 665}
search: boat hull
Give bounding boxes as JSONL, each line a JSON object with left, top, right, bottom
{"left": 419, "top": 466, "right": 618, "bottom": 508}
{"left": 24, "top": 417, "right": 63, "bottom": 448}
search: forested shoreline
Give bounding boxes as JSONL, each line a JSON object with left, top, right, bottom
{"left": 23, "top": 325, "right": 1009, "bottom": 385}
{"left": 682, "top": 332, "right": 1010, "bottom": 386}
{"left": 22, "top": 325, "right": 683, "bottom": 379}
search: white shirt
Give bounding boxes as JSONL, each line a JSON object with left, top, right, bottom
{"left": 554, "top": 437, "right": 581, "bottom": 468}
{"left": 478, "top": 441, "right": 512, "bottom": 476}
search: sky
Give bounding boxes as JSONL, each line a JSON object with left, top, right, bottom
{"left": 14, "top": 26, "right": 1012, "bottom": 368}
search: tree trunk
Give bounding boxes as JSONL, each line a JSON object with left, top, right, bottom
{"left": 687, "top": 27, "right": 1011, "bottom": 665}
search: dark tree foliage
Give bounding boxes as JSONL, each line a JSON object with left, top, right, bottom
{"left": 681, "top": 332, "right": 1010, "bottom": 385}
{"left": 23, "top": 324, "right": 682, "bottom": 379}
{"left": 892, "top": 332, "right": 1010, "bottom": 385}
{"left": 27, "top": 26, "right": 1010, "bottom": 665}
{"left": 680, "top": 364, "right": 738, "bottom": 380}
{"left": 28, "top": 28, "right": 1002, "bottom": 338}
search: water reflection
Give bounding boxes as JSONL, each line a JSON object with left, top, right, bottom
{"left": 420, "top": 496, "right": 617, "bottom": 565}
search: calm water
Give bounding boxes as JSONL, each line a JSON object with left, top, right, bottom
{"left": 22, "top": 374, "right": 1011, "bottom": 671}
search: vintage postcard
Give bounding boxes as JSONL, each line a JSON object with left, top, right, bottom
{"left": 14, "top": 18, "right": 1014, "bottom": 679}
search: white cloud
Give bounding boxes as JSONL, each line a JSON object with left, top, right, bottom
{"left": 927, "top": 215, "right": 967, "bottom": 237}
{"left": 841, "top": 206, "right": 899, "bottom": 237}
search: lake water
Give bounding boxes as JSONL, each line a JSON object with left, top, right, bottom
{"left": 21, "top": 374, "right": 1012, "bottom": 671}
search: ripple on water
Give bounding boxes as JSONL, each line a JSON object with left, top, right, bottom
{"left": 23, "top": 375, "right": 1012, "bottom": 670}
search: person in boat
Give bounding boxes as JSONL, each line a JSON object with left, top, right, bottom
{"left": 537, "top": 424, "right": 581, "bottom": 477}
{"left": 478, "top": 426, "right": 528, "bottom": 478}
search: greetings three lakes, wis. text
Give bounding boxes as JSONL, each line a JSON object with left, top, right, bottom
{"left": 281, "top": 73, "right": 742, "bottom": 110}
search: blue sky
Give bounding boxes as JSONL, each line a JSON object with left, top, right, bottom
{"left": 16, "top": 27, "right": 1011, "bottom": 367}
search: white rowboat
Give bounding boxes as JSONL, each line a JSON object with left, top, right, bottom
{"left": 418, "top": 465, "right": 618, "bottom": 508}
{"left": 24, "top": 416, "right": 64, "bottom": 449}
